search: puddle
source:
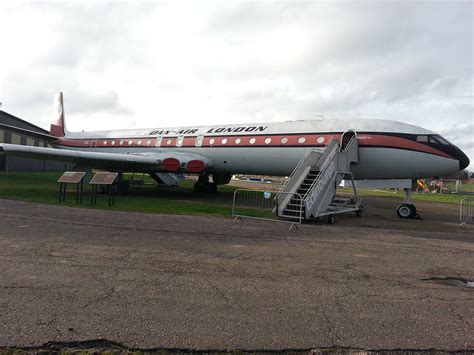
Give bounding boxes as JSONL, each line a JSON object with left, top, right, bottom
{"left": 422, "top": 277, "right": 474, "bottom": 289}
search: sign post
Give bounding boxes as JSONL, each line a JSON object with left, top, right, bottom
{"left": 57, "top": 171, "right": 86, "bottom": 203}
{"left": 89, "top": 172, "right": 119, "bottom": 207}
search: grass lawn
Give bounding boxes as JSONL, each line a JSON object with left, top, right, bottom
{"left": 344, "top": 187, "right": 470, "bottom": 204}
{"left": 0, "top": 172, "right": 470, "bottom": 218}
{"left": 0, "top": 172, "right": 241, "bottom": 217}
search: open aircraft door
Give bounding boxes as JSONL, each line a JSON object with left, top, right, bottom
{"left": 341, "top": 130, "right": 356, "bottom": 150}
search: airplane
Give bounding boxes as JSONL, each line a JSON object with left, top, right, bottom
{"left": 0, "top": 92, "right": 470, "bottom": 219}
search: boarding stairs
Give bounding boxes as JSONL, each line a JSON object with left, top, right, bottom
{"left": 276, "top": 136, "right": 362, "bottom": 223}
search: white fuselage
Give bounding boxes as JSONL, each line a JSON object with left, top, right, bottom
{"left": 55, "top": 119, "right": 465, "bottom": 179}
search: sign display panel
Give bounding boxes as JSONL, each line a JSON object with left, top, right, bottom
{"left": 57, "top": 171, "right": 86, "bottom": 184}
{"left": 90, "top": 172, "right": 119, "bottom": 185}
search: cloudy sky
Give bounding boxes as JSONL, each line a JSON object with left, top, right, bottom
{"left": 0, "top": 0, "right": 472, "bottom": 167}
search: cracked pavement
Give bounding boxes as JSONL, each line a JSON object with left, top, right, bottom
{"left": 0, "top": 198, "right": 472, "bottom": 351}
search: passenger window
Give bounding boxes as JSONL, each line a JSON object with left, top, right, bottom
{"left": 195, "top": 136, "right": 203, "bottom": 147}
{"left": 416, "top": 135, "right": 428, "bottom": 143}
{"left": 429, "top": 137, "right": 437, "bottom": 144}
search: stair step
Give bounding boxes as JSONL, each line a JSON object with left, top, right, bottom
{"left": 282, "top": 209, "right": 302, "bottom": 215}
{"left": 285, "top": 209, "right": 302, "bottom": 214}
{"left": 285, "top": 205, "right": 303, "bottom": 211}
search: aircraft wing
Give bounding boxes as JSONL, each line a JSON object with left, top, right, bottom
{"left": 0, "top": 143, "right": 212, "bottom": 173}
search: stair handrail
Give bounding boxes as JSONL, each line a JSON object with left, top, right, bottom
{"left": 302, "top": 138, "right": 339, "bottom": 200}
{"left": 276, "top": 137, "right": 336, "bottom": 197}
{"left": 275, "top": 150, "right": 321, "bottom": 202}
{"left": 276, "top": 149, "right": 313, "bottom": 196}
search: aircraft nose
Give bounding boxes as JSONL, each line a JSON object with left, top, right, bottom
{"left": 455, "top": 147, "right": 470, "bottom": 170}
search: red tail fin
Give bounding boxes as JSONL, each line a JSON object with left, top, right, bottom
{"left": 50, "top": 92, "right": 66, "bottom": 137}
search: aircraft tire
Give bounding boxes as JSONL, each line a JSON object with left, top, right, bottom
{"left": 396, "top": 203, "right": 417, "bottom": 219}
{"left": 194, "top": 181, "right": 205, "bottom": 193}
{"left": 194, "top": 181, "right": 217, "bottom": 193}
{"left": 206, "top": 183, "right": 218, "bottom": 193}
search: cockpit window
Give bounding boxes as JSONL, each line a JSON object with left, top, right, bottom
{"left": 434, "top": 135, "right": 450, "bottom": 145}
{"left": 418, "top": 135, "right": 450, "bottom": 145}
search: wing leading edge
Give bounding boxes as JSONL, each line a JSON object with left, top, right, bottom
{"left": 0, "top": 143, "right": 212, "bottom": 173}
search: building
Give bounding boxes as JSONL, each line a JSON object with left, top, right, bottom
{"left": 0, "top": 110, "right": 69, "bottom": 172}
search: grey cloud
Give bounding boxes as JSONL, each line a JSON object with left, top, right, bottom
{"left": 35, "top": 2, "right": 158, "bottom": 69}
{"left": 2, "top": 66, "right": 132, "bottom": 129}
{"left": 67, "top": 90, "right": 132, "bottom": 116}
{"left": 204, "top": 2, "right": 470, "bottom": 96}
{"left": 206, "top": 1, "right": 311, "bottom": 35}
{"left": 440, "top": 124, "right": 474, "bottom": 146}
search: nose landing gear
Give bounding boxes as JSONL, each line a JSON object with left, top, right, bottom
{"left": 396, "top": 188, "right": 420, "bottom": 219}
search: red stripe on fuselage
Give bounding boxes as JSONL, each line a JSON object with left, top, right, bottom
{"left": 55, "top": 133, "right": 454, "bottom": 159}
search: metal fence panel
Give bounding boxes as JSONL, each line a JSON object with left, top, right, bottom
{"left": 460, "top": 197, "right": 474, "bottom": 225}
{"left": 232, "top": 188, "right": 304, "bottom": 227}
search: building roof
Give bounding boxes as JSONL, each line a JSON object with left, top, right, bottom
{"left": 0, "top": 110, "right": 49, "bottom": 134}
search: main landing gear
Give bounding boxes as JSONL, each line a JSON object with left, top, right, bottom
{"left": 194, "top": 175, "right": 217, "bottom": 193}
{"left": 194, "top": 173, "right": 232, "bottom": 193}
{"left": 396, "top": 188, "right": 420, "bottom": 219}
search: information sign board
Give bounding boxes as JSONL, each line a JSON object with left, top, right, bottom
{"left": 90, "top": 172, "right": 119, "bottom": 185}
{"left": 57, "top": 171, "right": 86, "bottom": 184}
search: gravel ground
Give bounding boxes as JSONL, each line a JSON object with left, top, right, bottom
{"left": 0, "top": 197, "right": 472, "bottom": 352}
